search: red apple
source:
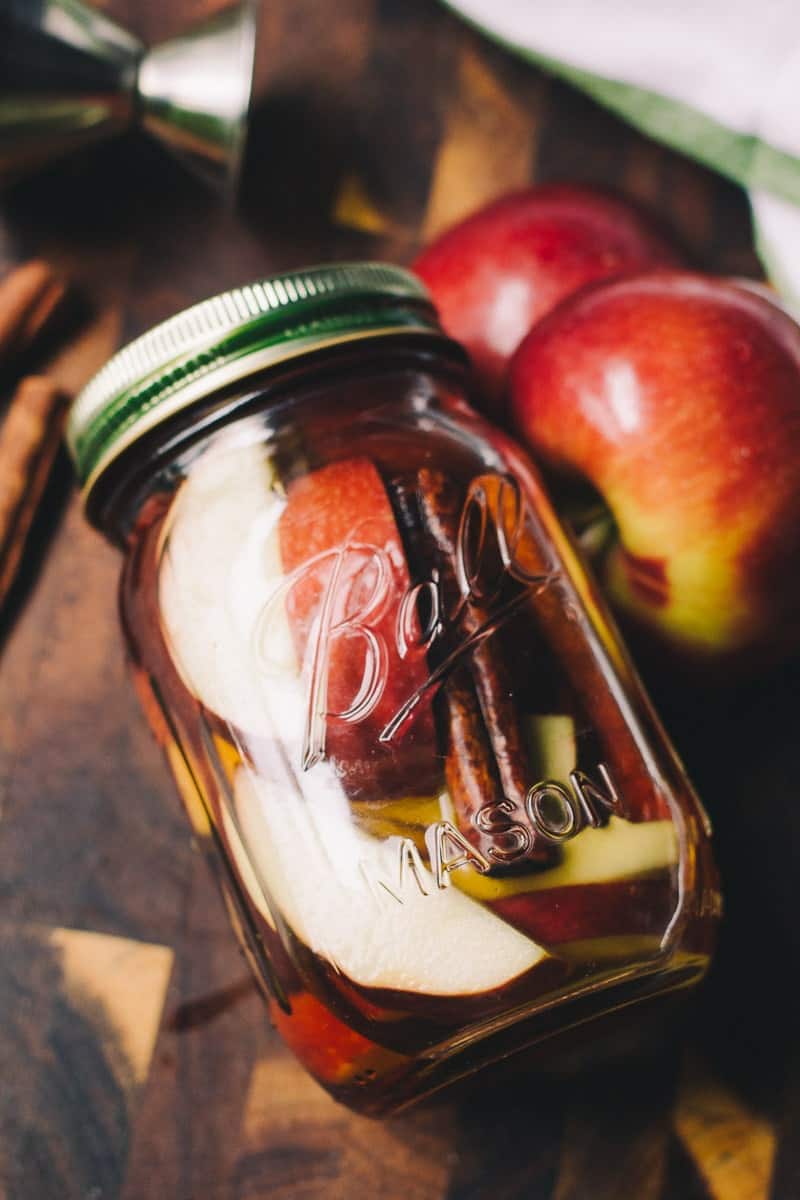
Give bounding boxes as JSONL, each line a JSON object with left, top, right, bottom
{"left": 413, "top": 184, "right": 682, "bottom": 411}
{"left": 509, "top": 271, "right": 800, "bottom": 665}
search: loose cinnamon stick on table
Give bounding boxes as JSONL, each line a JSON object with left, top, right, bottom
{"left": 0, "top": 376, "right": 67, "bottom": 611}
{"left": 0, "top": 260, "right": 67, "bottom": 361}
{"left": 0, "top": 260, "right": 71, "bottom": 622}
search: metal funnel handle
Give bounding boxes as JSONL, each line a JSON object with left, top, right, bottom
{"left": 137, "top": 0, "right": 258, "bottom": 191}
{"left": 0, "top": 0, "right": 258, "bottom": 193}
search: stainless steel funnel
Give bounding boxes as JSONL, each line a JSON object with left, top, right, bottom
{"left": 0, "top": 0, "right": 258, "bottom": 192}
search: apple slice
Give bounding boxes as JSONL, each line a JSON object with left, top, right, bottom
{"left": 278, "top": 456, "right": 439, "bottom": 799}
{"left": 449, "top": 815, "right": 677, "bottom": 903}
{"left": 491, "top": 877, "right": 675, "bottom": 946}
{"left": 350, "top": 793, "right": 444, "bottom": 851}
{"left": 159, "top": 441, "right": 554, "bottom": 1000}
{"left": 159, "top": 443, "right": 439, "bottom": 801}
{"left": 158, "top": 432, "right": 293, "bottom": 734}
{"left": 268, "top": 991, "right": 409, "bottom": 1087}
{"left": 444, "top": 805, "right": 678, "bottom": 952}
{"left": 526, "top": 713, "right": 577, "bottom": 781}
{"left": 232, "top": 764, "right": 551, "bottom": 997}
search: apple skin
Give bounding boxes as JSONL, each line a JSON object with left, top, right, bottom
{"left": 279, "top": 456, "right": 440, "bottom": 800}
{"left": 413, "top": 184, "right": 682, "bottom": 411}
{"left": 509, "top": 271, "right": 800, "bottom": 665}
{"left": 491, "top": 877, "right": 675, "bottom": 946}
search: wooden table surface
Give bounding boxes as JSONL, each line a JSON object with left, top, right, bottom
{"left": 2, "top": 1, "right": 800, "bottom": 1197}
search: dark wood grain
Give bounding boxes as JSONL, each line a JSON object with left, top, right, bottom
{"left": 0, "top": 1, "right": 789, "bottom": 1197}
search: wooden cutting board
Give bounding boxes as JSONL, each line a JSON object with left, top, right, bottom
{"left": 2, "top": 1, "right": 798, "bottom": 1197}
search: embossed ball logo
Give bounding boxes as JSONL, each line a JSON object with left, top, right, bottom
{"left": 258, "top": 473, "right": 551, "bottom": 764}
{"left": 255, "top": 470, "right": 628, "bottom": 886}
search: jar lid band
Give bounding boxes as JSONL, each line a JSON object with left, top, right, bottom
{"left": 67, "top": 262, "right": 441, "bottom": 493}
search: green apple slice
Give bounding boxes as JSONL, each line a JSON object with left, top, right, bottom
{"left": 449, "top": 816, "right": 678, "bottom": 902}
{"left": 526, "top": 713, "right": 577, "bottom": 780}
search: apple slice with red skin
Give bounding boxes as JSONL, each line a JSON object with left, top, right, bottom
{"left": 279, "top": 457, "right": 440, "bottom": 800}
{"left": 268, "top": 991, "right": 410, "bottom": 1088}
{"left": 509, "top": 271, "right": 800, "bottom": 666}
{"left": 414, "top": 184, "right": 682, "bottom": 412}
{"left": 453, "top": 812, "right": 678, "bottom": 950}
{"left": 232, "top": 765, "right": 556, "bottom": 1011}
{"left": 491, "top": 876, "right": 675, "bottom": 947}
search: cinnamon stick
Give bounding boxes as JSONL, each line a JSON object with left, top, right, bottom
{"left": 0, "top": 261, "right": 66, "bottom": 361}
{"left": 0, "top": 376, "right": 67, "bottom": 610}
{"left": 475, "top": 457, "right": 672, "bottom": 822}
{"left": 416, "top": 469, "right": 536, "bottom": 813}
{"left": 390, "top": 470, "right": 554, "bottom": 869}
{"left": 442, "top": 664, "right": 511, "bottom": 864}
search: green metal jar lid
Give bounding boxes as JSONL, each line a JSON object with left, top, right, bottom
{"left": 67, "top": 262, "right": 441, "bottom": 497}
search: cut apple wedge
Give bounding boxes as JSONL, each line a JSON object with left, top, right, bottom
{"left": 159, "top": 443, "right": 442, "bottom": 799}
{"left": 525, "top": 713, "right": 577, "bottom": 780}
{"left": 220, "top": 793, "right": 278, "bottom": 934}
{"left": 491, "top": 877, "right": 675, "bottom": 946}
{"left": 269, "top": 991, "right": 409, "bottom": 1087}
{"left": 440, "top": 797, "right": 678, "bottom": 950}
{"left": 350, "top": 794, "right": 444, "bottom": 850}
{"left": 232, "top": 765, "right": 551, "bottom": 997}
{"left": 546, "top": 935, "right": 667, "bottom": 965}
{"left": 278, "top": 456, "right": 440, "bottom": 799}
{"left": 158, "top": 440, "right": 552, "bottom": 998}
{"left": 446, "top": 813, "right": 677, "bottom": 902}
{"left": 158, "top": 433, "right": 294, "bottom": 735}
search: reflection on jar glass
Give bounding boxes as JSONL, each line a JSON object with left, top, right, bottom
{"left": 68, "top": 264, "right": 720, "bottom": 1115}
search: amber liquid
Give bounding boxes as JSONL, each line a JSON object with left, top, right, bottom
{"left": 118, "top": 384, "right": 718, "bottom": 1114}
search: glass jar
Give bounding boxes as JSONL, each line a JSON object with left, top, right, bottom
{"left": 68, "top": 263, "right": 720, "bottom": 1115}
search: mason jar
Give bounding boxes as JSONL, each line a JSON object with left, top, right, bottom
{"left": 67, "top": 263, "right": 720, "bottom": 1115}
